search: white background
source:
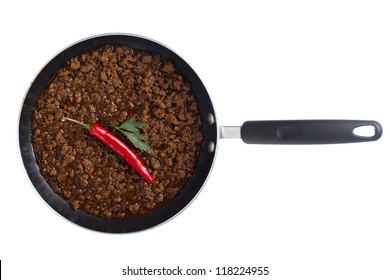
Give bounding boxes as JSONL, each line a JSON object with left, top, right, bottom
{"left": 1, "top": 1, "right": 389, "bottom": 279}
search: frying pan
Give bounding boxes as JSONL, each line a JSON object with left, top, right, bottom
{"left": 18, "top": 34, "right": 383, "bottom": 233}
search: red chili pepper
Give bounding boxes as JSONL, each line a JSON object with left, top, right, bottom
{"left": 62, "top": 118, "right": 156, "bottom": 183}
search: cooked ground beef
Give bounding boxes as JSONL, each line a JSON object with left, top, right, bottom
{"left": 32, "top": 45, "right": 203, "bottom": 219}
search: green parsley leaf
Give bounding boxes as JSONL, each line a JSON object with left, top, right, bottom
{"left": 114, "top": 119, "right": 153, "bottom": 154}
{"left": 118, "top": 119, "right": 148, "bottom": 132}
{"left": 121, "top": 131, "right": 153, "bottom": 154}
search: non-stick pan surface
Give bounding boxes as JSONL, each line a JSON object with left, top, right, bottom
{"left": 19, "top": 34, "right": 218, "bottom": 233}
{"left": 19, "top": 34, "right": 382, "bottom": 233}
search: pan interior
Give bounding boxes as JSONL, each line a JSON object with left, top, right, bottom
{"left": 19, "top": 34, "right": 218, "bottom": 233}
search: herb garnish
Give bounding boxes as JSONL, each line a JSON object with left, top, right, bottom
{"left": 106, "top": 119, "right": 153, "bottom": 154}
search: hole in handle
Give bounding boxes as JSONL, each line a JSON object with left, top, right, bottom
{"left": 353, "top": 125, "right": 376, "bottom": 138}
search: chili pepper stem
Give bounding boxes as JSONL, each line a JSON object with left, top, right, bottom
{"left": 61, "top": 117, "right": 92, "bottom": 130}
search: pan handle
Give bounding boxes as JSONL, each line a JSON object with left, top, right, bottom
{"left": 240, "top": 120, "right": 383, "bottom": 144}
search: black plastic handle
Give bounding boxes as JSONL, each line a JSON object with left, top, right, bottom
{"left": 241, "top": 120, "right": 382, "bottom": 144}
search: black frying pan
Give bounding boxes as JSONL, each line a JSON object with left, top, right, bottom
{"left": 18, "top": 34, "right": 383, "bottom": 233}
